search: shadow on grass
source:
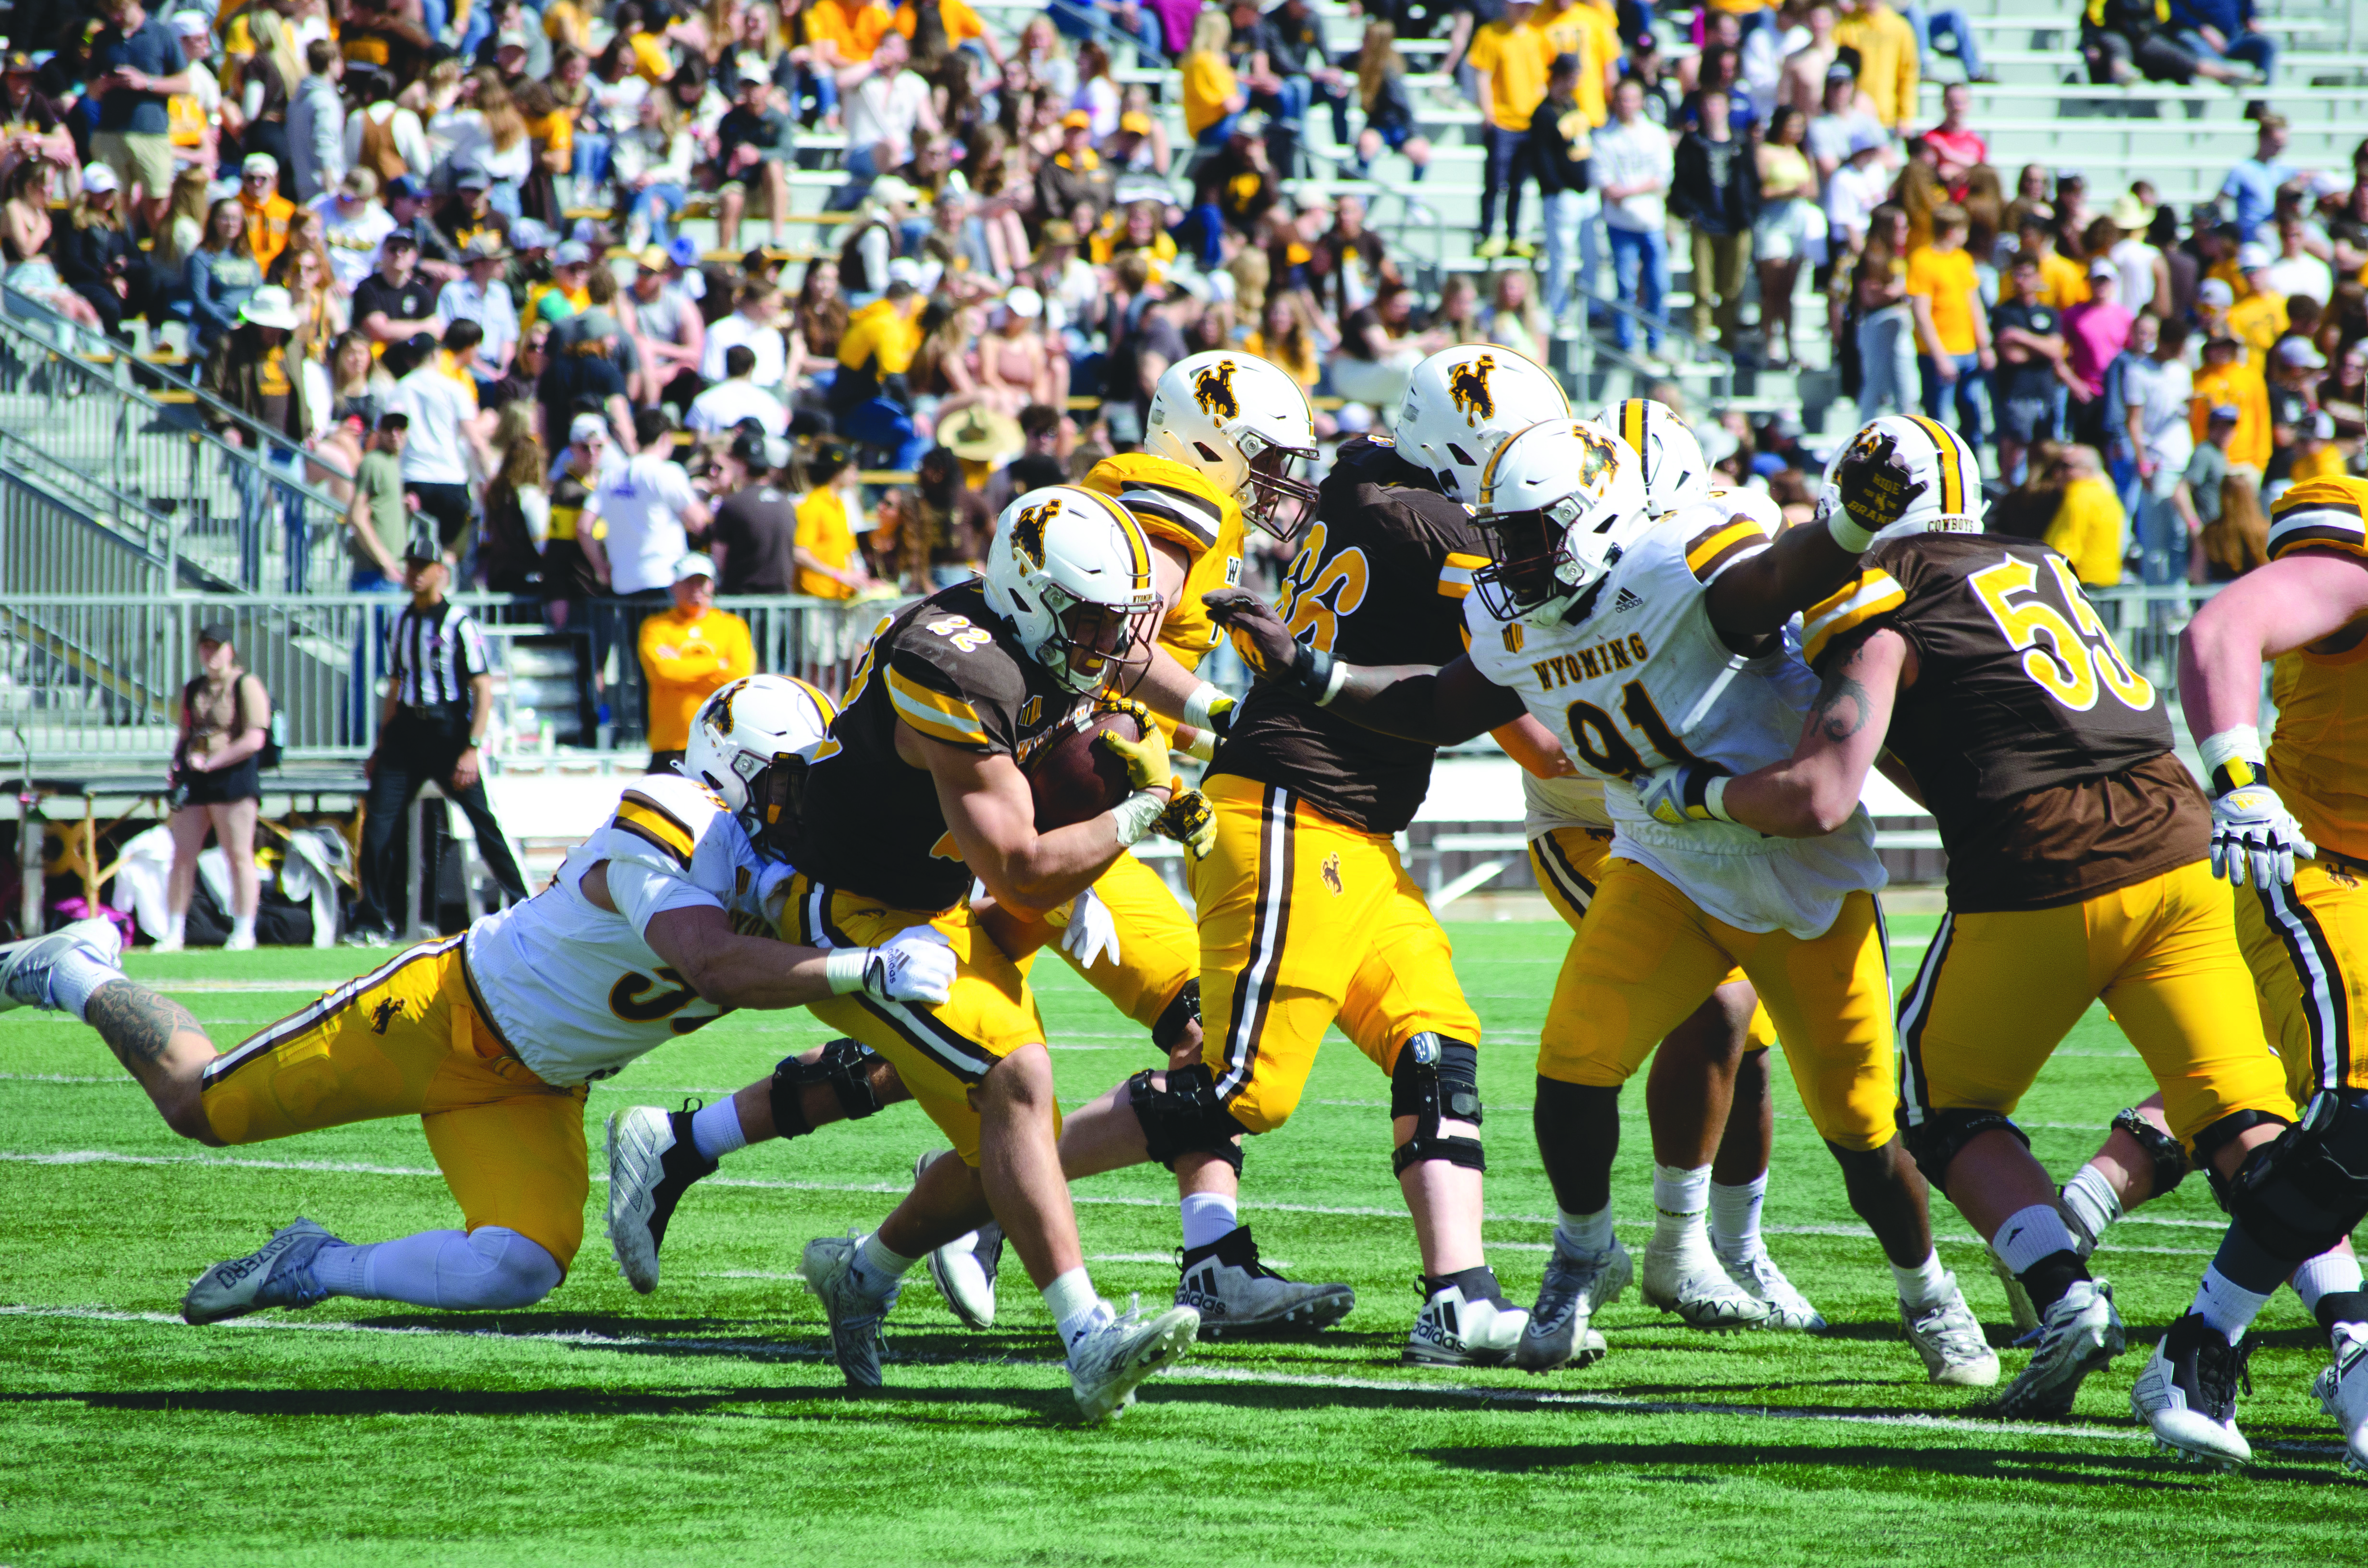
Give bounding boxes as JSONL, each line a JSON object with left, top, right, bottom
{"left": 1412, "top": 1439, "right": 2359, "bottom": 1489}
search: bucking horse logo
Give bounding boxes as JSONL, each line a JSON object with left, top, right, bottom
{"left": 1008, "top": 496, "right": 1061, "bottom": 569}
{"left": 1447, "top": 355, "right": 1496, "bottom": 424}
{"left": 1193, "top": 360, "right": 1241, "bottom": 422}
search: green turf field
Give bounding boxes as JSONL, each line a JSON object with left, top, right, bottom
{"left": 2, "top": 916, "right": 2362, "bottom": 1566}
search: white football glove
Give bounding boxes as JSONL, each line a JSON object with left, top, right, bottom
{"left": 1060, "top": 886, "right": 1122, "bottom": 970}
{"left": 1636, "top": 762, "right": 1730, "bottom": 829}
{"left": 863, "top": 926, "right": 957, "bottom": 1005}
{"left": 2210, "top": 784, "right": 2316, "bottom": 888}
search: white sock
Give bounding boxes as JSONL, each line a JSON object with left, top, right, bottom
{"left": 1651, "top": 1163, "right": 1712, "bottom": 1248}
{"left": 1709, "top": 1174, "right": 1767, "bottom": 1264}
{"left": 2195, "top": 1264, "right": 2274, "bottom": 1345}
{"left": 1993, "top": 1202, "right": 2080, "bottom": 1275}
{"left": 229, "top": 915, "right": 256, "bottom": 943}
{"left": 1041, "top": 1266, "right": 1108, "bottom": 1349}
{"left": 1556, "top": 1205, "right": 1615, "bottom": 1256}
{"left": 1179, "top": 1191, "right": 1239, "bottom": 1252}
{"left": 165, "top": 912, "right": 185, "bottom": 944}
{"left": 690, "top": 1098, "right": 747, "bottom": 1161}
{"left": 48, "top": 950, "right": 125, "bottom": 1021}
{"left": 307, "top": 1227, "right": 559, "bottom": 1310}
{"left": 853, "top": 1231, "right": 917, "bottom": 1294}
{"left": 2058, "top": 1165, "right": 2122, "bottom": 1251}
{"left": 1890, "top": 1250, "right": 1953, "bottom": 1314}
{"left": 2292, "top": 1250, "right": 2368, "bottom": 1316}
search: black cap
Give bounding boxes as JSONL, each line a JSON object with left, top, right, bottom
{"left": 729, "top": 426, "right": 772, "bottom": 468}
{"left": 196, "top": 621, "right": 234, "bottom": 646}
{"left": 401, "top": 527, "right": 444, "bottom": 564}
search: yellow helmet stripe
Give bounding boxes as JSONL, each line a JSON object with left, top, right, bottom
{"left": 793, "top": 674, "right": 839, "bottom": 725}
{"left": 1622, "top": 399, "right": 1646, "bottom": 457}
{"left": 1477, "top": 421, "right": 1531, "bottom": 508}
{"left": 1906, "top": 416, "right": 1962, "bottom": 516}
{"left": 1113, "top": 498, "right": 1153, "bottom": 589}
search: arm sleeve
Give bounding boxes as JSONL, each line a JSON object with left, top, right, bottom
{"left": 604, "top": 856, "right": 724, "bottom": 939}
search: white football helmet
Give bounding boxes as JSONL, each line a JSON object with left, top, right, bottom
{"left": 1144, "top": 349, "right": 1320, "bottom": 540}
{"left": 1398, "top": 345, "right": 1572, "bottom": 505}
{"left": 683, "top": 674, "right": 839, "bottom": 858}
{"left": 982, "top": 485, "right": 1164, "bottom": 695}
{"left": 1469, "top": 418, "right": 1653, "bottom": 626}
{"left": 1821, "top": 414, "right": 1986, "bottom": 539}
{"left": 1595, "top": 397, "right": 1711, "bottom": 517}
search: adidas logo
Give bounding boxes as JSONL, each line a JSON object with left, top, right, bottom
{"left": 1613, "top": 588, "right": 1645, "bottom": 614}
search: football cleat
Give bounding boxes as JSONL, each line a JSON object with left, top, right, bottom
{"left": 1641, "top": 1227, "right": 1772, "bottom": 1330}
{"left": 1996, "top": 1278, "right": 2122, "bottom": 1416}
{"left": 182, "top": 1217, "right": 343, "bottom": 1324}
{"left": 1727, "top": 1250, "right": 1826, "bottom": 1332}
{"left": 798, "top": 1233, "right": 902, "bottom": 1389}
{"left": 1406, "top": 1271, "right": 1529, "bottom": 1366}
{"left": 1068, "top": 1296, "right": 1200, "bottom": 1422}
{"left": 604, "top": 1103, "right": 718, "bottom": 1295}
{"left": 1512, "top": 1234, "right": 1631, "bottom": 1373}
{"left": 2132, "top": 1313, "right": 2253, "bottom": 1469}
{"left": 1900, "top": 1274, "right": 2001, "bottom": 1388}
{"left": 2313, "top": 1326, "right": 2368, "bottom": 1474}
{"left": 0, "top": 917, "right": 124, "bottom": 1013}
{"left": 1175, "top": 1225, "right": 1355, "bottom": 1338}
{"left": 1988, "top": 1247, "right": 2041, "bottom": 1337}
{"left": 916, "top": 1151, "right": 1003, "bottom": 1330}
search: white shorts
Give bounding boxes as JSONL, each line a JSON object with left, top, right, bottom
{"left": 1753, "top": 198, "right": 1828, "bottom": 264}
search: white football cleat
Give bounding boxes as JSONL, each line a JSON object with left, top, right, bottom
{"left": 915, "top": 1152, "right": 1002, "bottom": 1330}
{"left": 1997, "top": 1277, "right": 2122, "bottom": 1415}
{"left": 1176, "top": 1225, "right": 1354, "bottom": 1337}
{"left": 1406, "top": 1271, "right": 1529, "bottom": 1366}
{"left": 1900, "top": 1274, "right": 2001, "bottom": 1388}
{"left": 1726, "top": 1250, "right": 1826, "bottom": 1332}
{"left": 1068, "top": 1296, "right": 1200, "bottom": 1422}
{"left": 799, "top": 1233, "right": 902, "bottom": 1389}
{"left": 1641, "top": 1226, "right": 1771, "bottom": 1330}
{"left": 2133, "top": 1313, "right": 2253, "bottom": 1469}
{"left": 2314, "top": 1326, "right": 2368, "bottom": 1475}
{"left": 1512, "top": 1235, "right": 1630, "bottom": 1373}
{"left": 1988, "top": 1246, "right": 2040, "bottom": 1336}
{"left": 0, "top": 917, "right": 124, "bottom": 1013}
{"left": 604, "top": 1103, "right": 717, "bottom": 1295}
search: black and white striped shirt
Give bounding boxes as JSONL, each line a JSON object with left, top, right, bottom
{"left": 386, "top": 598, "right": 492, "bottom": 707}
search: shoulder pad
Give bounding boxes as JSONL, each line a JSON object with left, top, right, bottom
{"left": 881, "top": 614, "right": 1027, "bottom": 754}
{"left": 1800, "top": 563, "right": 1909, "bottom": 667}
{"left": 1088, "top": 453, "right": 1235, "bottom": 558}
{"left": 608, "top": 774, "right": 730, "bottom": 874}
{"left": 2268, "top": 477, "right": 2368, "bottom": 563}
{"left": 1680, "top": 502, "right": 1777, "bottom": 584}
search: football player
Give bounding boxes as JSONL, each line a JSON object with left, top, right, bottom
{"left": 1210, "top": 415, "right": 1993, "bottom": 1384}
{"left": 1636, "top": 418, "right": 2339, "bottom": 1454}
{"left": 0, "top": 675, "right": 956, "bottom": 1325}
{"left": 1043, "top": 345, "right": 1580, "bottom": 1366}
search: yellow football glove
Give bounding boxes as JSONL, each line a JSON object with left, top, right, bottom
{"left": 1096, "top": 699, "right": 1172, "bottom": 795}
{"left": 1154, "top": 787, "right": 1219, "bottom": 858}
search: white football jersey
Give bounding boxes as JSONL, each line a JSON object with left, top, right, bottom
{"left": 1466, "top": 501, "right": 1884, "bottom": 936}
{"left": 1523, "top": 770, "right": 1610, "bottom": 837}
{"left": 465, "top": 772, "right": 772, "bottom": 1086}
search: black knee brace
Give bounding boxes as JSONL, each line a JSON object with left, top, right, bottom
{"left": 2110, "top": 1104, "right": 2191, "bottom": 1200}
{"left": 1898, "top": 1107, "right": 2025, "bottom": 1194}
{"left": 2196, "top": 1108, "right": 2293, "bottom": 1208}
{"left": 2224, "top": 1090, "right": 2368, "bottom": 1262}
{"left": 1390, "top": 1033, "right": 1485, "bottom": 1176}
{"left": 1152, "top": 978, "right": 1201, "bottom": 1056}
{"left": 770, "top": 1039, "right": 885, "bottom": 1139}
{"left": 1127, "top": 1061, "right": 1247, "bottom": 1172}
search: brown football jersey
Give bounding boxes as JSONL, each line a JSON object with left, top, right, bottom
{"left": 1802, "top": 532, "right": 2208, "bottom": 912}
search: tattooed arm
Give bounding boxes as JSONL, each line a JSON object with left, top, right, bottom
{"left": 1718, "top": 629, "right": 1912, "bottom": 837}
{"left": 83, "top": 981, "right": 225, "bottom": 1145}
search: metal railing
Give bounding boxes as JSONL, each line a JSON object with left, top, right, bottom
{"left": 0, "top": 301, "right": 353, "bottom": 595}
{"left": 0, "top": 591, "right": 916, "bottom": 766}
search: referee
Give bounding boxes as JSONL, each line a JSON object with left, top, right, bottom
{"left": 349, "top": 530, "right": 530, "bottom": 943}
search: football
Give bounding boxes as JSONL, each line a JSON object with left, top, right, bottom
{"left": 1026, "top": 707, "right": 1146, "bottom": 830}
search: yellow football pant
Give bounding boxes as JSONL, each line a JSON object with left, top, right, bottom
{"left": 2233, "top": 856, "right": 2368, "bottom": 1104}
{"left": 1529, "top": 826, "right": 1778, "bottom": 1052}
{"left": 1898, "top": 860, "right": 2297, "bottom": 1147}
{"left": 197, "top": 937, "right": 591, "bottom": 1270}
{"left": 1539, "top": 859, "right": 1898, "bottom": 1151}
{"left": 1033, "top": 848, "right": 1198, "bottom": 1032}
{"left": 781, "top": 874, "right": 1054, "bottom": 1165}
{"left": 1195, "top": 774, "right": 1482, "bottom": 1135}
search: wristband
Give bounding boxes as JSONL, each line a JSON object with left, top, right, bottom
{"left": 1183, "top": 728, "right": 1217, "bottom": 763}
{"left": 2198, "top": 724, "right": 2266, "bottom": 796}
{"left": 1110, "top": 789, "right": 1165, "bottom": 847}
{"left": 1183, "top": 681, "right": 1234, "bottom": 734}
{"left": 1281, "top": 645, "right": 1348, "bottom": 707}
{"left": 1825, "top": 499, "right": 1878, "bottom": 554}
{"left": 824, "top": 947, "right": 870, "bottom": 995}
{"left": 1702, "top": 774, "right": 1736, "bottom": 823}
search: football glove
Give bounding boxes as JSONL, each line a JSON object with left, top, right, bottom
{"left": 1637, "top": 761, "right": 1732, "bottom": 828}
{"left": 2209, "top": 784, "right": 2316, "bottom": 888}
{"left": 861, "top": 927, "right": 957, "bottom": 1006}
{"left": 1153, "top": 787, "right": 1219, "bottom": 858}
{"left": 1204, "top": 587, "right": 1300, "bottom": 680}
{"left": 1059, "top": 886, "right": 1122, "bottom": 970}
{"left": 1096, "top": 699, "right": 1173, "bottom": 795}
{"left": 1833, "top": 429, "right": 1929, "bottom": 541}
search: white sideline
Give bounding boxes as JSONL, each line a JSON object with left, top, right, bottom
{"left": 0, "top": 1303, "right": 2345, "bottom": 1460}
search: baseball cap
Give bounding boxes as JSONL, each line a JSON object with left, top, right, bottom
{"left": 2087, "top": 258, "right": 2118, "bottom": 280}
{"left": 886, "top": 257, "right": 925, "bottom": 289}
{"left": 381, "top": 226, "right": 419, "bottom": 250}
{"left": 1119, "top": 110, "right": 1152, "bottom": 136}
{"left": 1002, "top": 285, "right": 1043, "bottom": 320}
{"left": 79, "top": 161, "right": 118, "bottom": 195}
{"left": 461, "top": 231, "right": 508, "bottom": 262}
{"left": 576, "top": 308, "right": 619, "bottom": 340}
{"left": 637, "top": 244, "right": 670, "bottom": 271}
{"left": 495, "top": 27, "right": 530, "bottom": 51}
{"left": 2237, "top": 241, "right": 2273, "bottom": 270}
{"left": 2109, "top": 192, "right": 2153, "bottom": 230}
{"left": 384, "top": 174, "right": 428, "bottom": 202}
{"left": 1061, "top": 109, "right": 1091, "bottom": 130}
{"left": 510, "top": 217, "right": 554, "bottom": 250}
{"left": 170, "top": 10, "right": 210, "bottom": 35}
{"left": 195, "top": 621, "right": 234, "bottom": 646}
{"left": 1825, "top": 62, "right": 1856, "bottom": 84}
{"left": 2199, "top": 277, "right": 2235, "bottom": 307}
{"left": 2277, "top": 337, "right": 2328, "bottom": 369}
{"left": 240, "top": 151, "right": 277, "bottom": 178}
{"left": 569, "top": 413, "right": 609, "bottom": 446}
{"left": 400, "top": 527, "right": 444, "bottom": 564}
{"left": 672, "top": 551, "right": 716, "bottom": 584}
{"left": 554, "top": 239, "right": 592, "bottom": 267}
{"left": 453, "top": 163, "right": 493, "bottom": 189}
{"left": 667, "top": 234, "right": 702, "bottom": 268}
{"left": 2208, "top": 403, "right": 2241, "bottom": 422}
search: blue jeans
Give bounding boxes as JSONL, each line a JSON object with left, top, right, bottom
{"left": 839, "top": 396, "right": 929, "bottom": 469}
{"left": 1174, "top": 204, "right": 1226, "bottom": 270}
{"left": 1541, "top": 187, "right": 1603, "bottom": 326}
{"left": 1480, "top": 123, "right": 1529, "bottom": 241}
{"left": 345, "top": 574, "right": 403, "bottom": 746}
{"left": 1607, "top": 224, "right": 1667, "bottom": 352}
{"left": 573, "top": 134, "right": 613, "bottom": 191}
{"left": 232, "top": 445, "right": 307, "bottom": 591}
{"left": 2138, "top": 476, "right": 2191, "bottom": 587}
{"left": 1917, "top": 352, "right": 1988, "bottom": 444}
{"left": 826, "top": 142, "right": 882, "bottom": 219}
{"left": 1904, "top": 5, "right": 1984, "bottom": 76}
{"left": 2178, "top": 26, "right": 2276, "bottom": 79}
{"left": 628, "top": 181, "right": 687, "bottom": 244}
{"left": 1856, "top": 305, "right": 1917, "bottom": 420}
